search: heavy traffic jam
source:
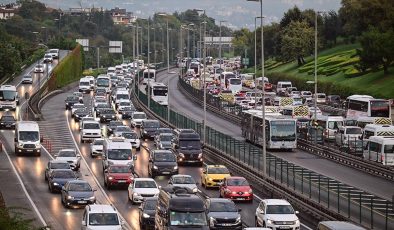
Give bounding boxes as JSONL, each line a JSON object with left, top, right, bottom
{"left": 1, "top": 54, "right": 385, "bottom": 230}
{"left": 180, "top": 57, "right": 394, "bottom": 165}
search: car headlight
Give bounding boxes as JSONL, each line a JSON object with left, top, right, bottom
{"left": 173, "top": 166, "right": 178, "bottom": 170}
{"left": 88, "top": 196, "right": 95, "bottom": 200}
{"left": 235, "top": 216, "right": 241, "bottom": 223}
{"left": 35, "top": 143, "right": 41, "bottom": 148}
{"left": 266, "top": 219, "right": 273, "bottom": 225}
{"left": 108, "top": 176, "right": 113, "bottom": 180}
{"left": 143, "top": 213, "right": 150, "bottom": 218}
{"left": 18, "top": 143, "right": 24, "bottom": 147}
{"left": 198, "top": 153, "right": 202, "bottom": 158}
{"left": 208, "top": 178, "right": 213, "bottom": 181}
{"left": 192, "top": 187, "right": 198, "bottom": 193}
{"left": 133, "top": 192, "right": 139, "bottom": 197}
{"left": 53, "top": 182, "right": 59, "bottom": 186}
{"left": 67, "top": 195, "right": 73, "bottom": 200}
{"left": 143, "top": 130, "right": 147, "bottom": 134}
{"left": 209, "top": 216, "right": 217, "bottom": 225}
{"left": 153, "top": 165, "right": 158, "bottom": 169}
{"left": 295, "top": 219, "right": 300, "bottom": 225}
{"left": 179, "top": 153, "right": 185, "bottom": 158}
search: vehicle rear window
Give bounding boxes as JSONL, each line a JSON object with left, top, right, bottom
{"left": 346, "top": 128, "right": 362, "bottom": 134}
{"left": 89, "top": 213, "right": 119, "bottom": 226}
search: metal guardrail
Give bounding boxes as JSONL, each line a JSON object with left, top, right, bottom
{"left": 133, "top": 78, "right": 394, "bottom": 229}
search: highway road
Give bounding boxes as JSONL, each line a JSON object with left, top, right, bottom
{"left": 156, "top": 70, "right": 394, "bottom": 202}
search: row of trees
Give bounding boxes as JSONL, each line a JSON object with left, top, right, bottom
{"left": 233, "top": 0, "right": 394, "bottom": 74}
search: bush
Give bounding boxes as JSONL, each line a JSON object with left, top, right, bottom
{"left": 48, "top": 45, "right": 83, "bottom": 91}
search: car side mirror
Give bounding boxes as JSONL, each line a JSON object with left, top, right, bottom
{"left": 238, "top": 208, "right": 242, "bottom": 212}
{"left": 81, "top": 220, "right": 86, "bottom": 226}
{"left": 149, "top": 159, "right": 153, "bottom": 163}
{"left": 14, "top": 137, "right": 17, "bottom": 142}
{"left": 175, "top": 144, "right": 179, "bottom": 149}
{"left": 104, "top": 169, "right": 108, "bottom": 173}
{"left": 158, "top": 185, "right": 162, "bottom": 189}
{"left": 259, "top": 210, "right": 265, "bottom": 214}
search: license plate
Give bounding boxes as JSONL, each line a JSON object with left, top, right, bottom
{"left": 162, "top": 172, "right": 170, "bottom": 175}
{"left": 118, "top": 180, "right": 126, "bottom": 183}
{"left": 77, "top": 200, "right": 87, "bottom": 204}
{"left": 27, "top": 150, "right": 32, "bottom": 152}
{"left": 222, "top": 224, "right": 233, "bottom": 226}
{"left": 6, "top": 125, "right": 10, "bottom": 127}
{"left": 279, "top": 227, "right": 291, "bottom": 229}
{"left": 237, "top": 198, "right": 245, "bottom": 200}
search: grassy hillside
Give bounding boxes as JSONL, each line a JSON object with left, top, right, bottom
{"left": 263, "top": 44, "right": 394, "bottom": 99}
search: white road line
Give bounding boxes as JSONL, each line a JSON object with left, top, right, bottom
{"left": 2, "top": 147, "right": 48, "bottom": 227}
{"left": 65, "top": 113, "right": 132, "bottom": 230}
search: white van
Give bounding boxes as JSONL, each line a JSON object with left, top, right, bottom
{"left": 102, "top": 138, "right": 134, "bottom": 169}
{"left": 15, "top": 121, "right": 41, "bottom": 156}
{"left": 315, "top": 93, "right": 326, "bottom": 103}
{"left": 114, "top": 90, "right": 130, "bottom": 107}
{"left": 276, "top": 81, "right": 292, "bottom": 95}
{"left": 315, "top": 115, "right": 344, "bottom": 140}
{"left": 364, "top": 136, "right": 394, "bottom": 166}
{"left": 107, "top": 67, "right": 115, "bottom": 74}
{"left": 84, "top": 76, "right": 95, "bottom": 90}
{"left": 79, "top": 77, "right": 91, "bottom": 93}
{"left": 363, "top": 124, "right": 394, "bottom": 143}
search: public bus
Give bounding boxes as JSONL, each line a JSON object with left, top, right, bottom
{"left": 142, "top": 69, "right": 156, "bottom": 85}
{"left": 96, "top": 75, "right": 111, "bottom": 93}
{"left": 227, "top": 77, "right": 242, "bottom": 94}
{"left": 149, "top": 82, "right": 168, "bottom": 106}
{"left": 0, "top": 85, "right": 18, "bottom": 111}
{"left": 220, "top": 71, "right": 236, "bottom": 88}
{"left": 241, "top": 110, "right": 297, "bottom": 150}
{"left": 345, "top": 95, "right": 391, "bottom": 119}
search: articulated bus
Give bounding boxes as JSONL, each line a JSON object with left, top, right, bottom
{"left": 149, "top": 82, "right": 168, "bottom": 106}
{"left": 0, "top": 85, "right": 18, "bottom": 111}
{"left": 241, "top": 110, "right": 297, "bottom": 150}
{"left": 345, "top": 95, "right": 391, "bottom": 119}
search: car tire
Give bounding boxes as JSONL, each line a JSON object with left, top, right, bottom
{"left": 263, "top": 221, "right": 267, "bottom": 227}
{"left": 219, "top": 192, "right": 222, "bottom": 198}
{"left": 48, "top": 184, "right": 53, "bottom": 193}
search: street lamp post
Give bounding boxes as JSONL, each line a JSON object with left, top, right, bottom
{"left": 158, "top": 13, "right": 171, "bottom": 73}
{"left": 148, "top": 18, "right": 151, "bottom": 108}
{"left": 254, "top": 16, "right": 263, "bottom": 109}
{"left": 247, "top": 0, "right": 266, "bottom": 177}
{"left": 219, "top": 20, "right": 227, "bottom": 71}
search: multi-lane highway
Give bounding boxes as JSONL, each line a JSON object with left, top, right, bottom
{"left": 156, "top": 70, "right": 394, "bottom": 202}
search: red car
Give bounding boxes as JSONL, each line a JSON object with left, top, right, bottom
{"left": 104, "top": 165, "right": 135, "bottom": 189}
{"left": 219, "top": 176, "right": 253, "bottom": 202}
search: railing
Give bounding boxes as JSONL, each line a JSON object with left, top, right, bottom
{"left": 132, "top": 81, "right": 394, "bottom": 230}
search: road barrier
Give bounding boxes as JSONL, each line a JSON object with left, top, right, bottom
{"left": 133, "top": 77, "right": 394, "bottom": 229}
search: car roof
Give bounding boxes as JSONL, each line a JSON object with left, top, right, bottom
{"left": 226, "top": 176, "right": 246, "bottom": 180}
{"left": 67, "top": 179, "right": 89, "bottom": 184}
{"left": 171, "top": 174, "right": 192, "bottom": 178}
{"left": 263, "top": 199, "right": 291, "bottom": 205}
{"left": 87, "top": 204, "right": 118, "bottom": 214}
{"left": 207, "top": 165, "right": 227, "bottom": 168}
{"left": 209, "top": 198, "right": 234, "bottom": 203}
{"left": 134, "top": 178, "right": 155, "bottom": 182}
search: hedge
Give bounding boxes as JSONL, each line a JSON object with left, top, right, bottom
{"left": 48, "top": 45, "right": 83, "bottom": 91}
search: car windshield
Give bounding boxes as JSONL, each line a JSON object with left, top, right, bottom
{"left": 93, "top": 140, "right": 104, "bottom": 145}
{"left": 133, "top": 114, "right": 146, "bottom": 119}
{"left": 84, "top": 123, "right": 100, "bottom": 129}
{"left": 102, "top": 109, "right": 115, "bottom": 114}
{"left": 110, "top": 122, "right": 123, "bottom": 127}
{"left": 346, "top": 128, "right": 362, "bottom": 134}
{"left": 80, "top": 81, "right": 90, "bottom": 86}
{"left": 271, "top": 120, "right": 296, "bottom": 142}
{"left": 119, "top": 102, "right": 130, "bottom": 106}
{"left": 51, "top": 162, "right": 70, "bottom": 169}
{"left": 107, "top": 149, "right": 132, "bottom": 160}
{"left": 144, "top": 121, "right": 160, "bottom": 128}
{"left": 179, "top": 140, "right": 201, "bottom": 150}
{"left": 73, "top": 104, "right": 85, "bottom": 109}
{"left": 1, "top": 116, "right": 15, "bottom": 121}
{"left": 160, "top": 135, "right": 173, "bottom": 142}
{"left": 0, "top": 90, "right": 16, "bottom": 101}
{"left": 23, "top": 75, "right": 32, "bottom": 79}
{"left": 122, "top": 132, "right": 137, "bottom": 139}
{"left": 135, "top": 180, "right": 157, "bottom": 188}
{"left": 384, "top": 145, "right": 394, "bottom": 154}
{"left": 170, "top": 211, "right": 207, "bottom": 226}
{"left": 209, "top": 201, "right": 237, "bottom": 212}
{"left": 69, "top": 182, "right": 91, "bottom": 191}
{"left": 19, "top": 131, "right": 39, "bottom": 142}
{"left": 172, "top": 176, "right": 195, "bottom": 184}
{"left": 116, "top": 126, "right": 130, "bottom": 132}
{"left": 52, "top": 170, "right": 75, "bottom": 178}
{"left": 58, "top": 151, "right": 76, "bottom": 157}
{"left": 89, "top": 213, "right": 119, "bottom": 226}
{"left": 97, "top": 104, "right": 109, "bottom": 108}
{"left": 66, "top": 96, "right": 78, "bottom": 101}
{"left": 109, "top": 166, "right": 131, "bottom": 173}
{"left": 144, "top": 200, "right": 158, "bottom": 210}
{"left": 117, "top": 94, "right": 129, "bottom": 100}
{"left": 154, "top": 152, "right": 176, "bottom": 162}
{"left": 208, "top": 167, "right": 229, "bottom": 174}
{"left": 96, "top": 78, "right": 110, "bottom": 87}
{"left": 158, "top": 129, "right": 172, "bottom": 134}
{"left": 328, "top": 121, "right": 343, "bottom": 129}
{"left": 266, "top": 205, "right": 295, "bottom": 214}
{"left": 227, "top": 178, "right": 249, "bottom": 186}
{"left": 36, "top": 64, "right": 43, "bottom": 68}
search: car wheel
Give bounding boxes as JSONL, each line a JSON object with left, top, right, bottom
{"left": 49, "top": 184, "right": 53, "bottom": 193}
{"left": 219, "top": 191, "right": 222, "bottom": 198}
{"left": 263, "top": 221, "right": 267, "bottom": 227}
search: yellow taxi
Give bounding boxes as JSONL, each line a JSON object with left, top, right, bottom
{"left": 201, "top": 165, "right": 231, "bottom": 188}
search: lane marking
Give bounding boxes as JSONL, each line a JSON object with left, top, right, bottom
{"left": 65, "top": 111, "right": 132, "bottom": 230}
{"left": 2, "top": 147, "right": 48, "bottom": 227}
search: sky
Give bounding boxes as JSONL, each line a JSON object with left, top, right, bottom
{"left": 12, "top": 0, "right": 342, "bottom": 29}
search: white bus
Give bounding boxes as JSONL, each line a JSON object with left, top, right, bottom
{"left": 241, "top": 110, "right": 297, "bottom": 150}
{"left": 149, "top": 82, "right": 168, "bottom": 106}
{"left": 346, "top": 95, "right": 391, "bottom": 119}
{"left": 96, "top": 75, "right": 111, "bottom": 93}
{"left": 142, "top": 69, "right": 156, "bottom": 85}
{"left": 315, "top": 115, "right": 344, "bottom": 140}
{"left": 0, "top": 85, "right": 18, "bottom": 111}
{"left": 364, "top": 136, "right": 394, "bottom": 166}
{"left": 227, "top": 78, "right": 242, "bottom": 94}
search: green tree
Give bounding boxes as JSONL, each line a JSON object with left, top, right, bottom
{"left": 280, "top": 20, "right": 314, "bottom": 66}
{"left": 358, "top": 27, "right": 394, "bottom": 74}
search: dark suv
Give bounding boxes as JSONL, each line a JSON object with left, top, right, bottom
{"left": 65, "top": 95, "right": 79, "bottom": 110}
{"left": 148, "top": 150, "right": 178, "bottom": 178}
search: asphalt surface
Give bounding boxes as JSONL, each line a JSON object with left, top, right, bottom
{"left": 0, "top": 51, "right": 67, "bottom": 228}
{"left": 156, "top": 71, "right": 394, "bottom": 201}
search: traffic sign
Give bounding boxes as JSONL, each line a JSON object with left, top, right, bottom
{"left": 242, "top": 58, "right": 249, "bottom": 65}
